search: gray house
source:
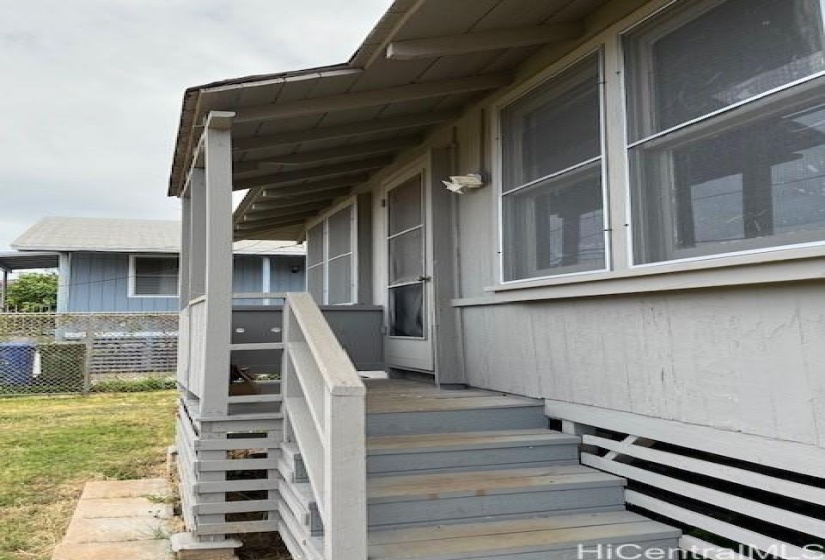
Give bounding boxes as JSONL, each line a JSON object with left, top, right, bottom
{"left": 5, "top": 217, "right": 305, "bottom": 312}
{"left": 166, "top": 2, "right": 825, "bottom": 560}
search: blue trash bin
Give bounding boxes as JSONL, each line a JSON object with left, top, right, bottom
{"left": 0, "top": 343, "right": 36, "bottom": 386}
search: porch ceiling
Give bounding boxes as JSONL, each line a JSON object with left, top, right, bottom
{"left": 0, "top": 251, "right": 59, "bottom": 271}
{"left": 168, "top": 0, "right": 611, "bottom": 241}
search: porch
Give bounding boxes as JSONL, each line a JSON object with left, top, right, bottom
{"left": 176, "top": 312, "right": 681, "bottom": 559}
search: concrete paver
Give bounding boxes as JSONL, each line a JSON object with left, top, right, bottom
{"left": 81, "top": 479, "right": 169, "bottom": 500}
{"left": 74, "top": 497, "right": 172, "bottom": 519}
{"left": 52, "top": 540, "right": 172, "bottom": 560}
{"left": 52, "top": 478, "right": 174, "bottom": 559}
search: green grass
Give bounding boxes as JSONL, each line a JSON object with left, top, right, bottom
{"left": 0, "top": 391, "right": 176, "bottom": 560}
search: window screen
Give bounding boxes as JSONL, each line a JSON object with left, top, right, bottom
{"left": 133, "top": 257, "right": 179, "bottom": 296}
{"left": 304, "top": 204, "right": 356, "bottom": 304}
{"left": 627, "top": 0, "right": 825, "bottom": 263}
{"left": 627, "top": 0, "right": 825, "bottom": 141}
{"left": 501, "top": 54, "right": 606, "bottom": 281}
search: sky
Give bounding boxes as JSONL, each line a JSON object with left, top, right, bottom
{"left": 0, "top": 0, "right": 392, "bottom": 252}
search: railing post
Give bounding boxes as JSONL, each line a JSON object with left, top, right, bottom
{"left": 323, "top": 390, "right": 367, "bottom": 560}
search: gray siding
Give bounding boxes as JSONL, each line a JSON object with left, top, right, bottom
{"left": 66, "top": 252, "right": 178, "bottom": 313}
{"left": 460, "top": 285, "right": 825, "bottom": 447}
{"left": 270, "top": 255, "right": 306, "bottom": 293}
{"left": 64, "top": 252, "right": 306, "bottom": 312}
{"left": 233, "top": 256, "right": 263, "bottom": 294}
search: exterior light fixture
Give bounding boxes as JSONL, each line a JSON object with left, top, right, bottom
{"left": 442, "top": 173, "right": 485, "bottom": 194}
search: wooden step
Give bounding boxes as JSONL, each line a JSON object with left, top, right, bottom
{"left": 367, "top": 429, "right": 580, "bottom": 476}
{"left": 369, "top": 511, "right": 681, "bottom": 559}
{"left": 367, "top": 395, "right": 546, "bottom": 436}
{"left": 367, "top": 394, "right": 542, "bottom": 414}
{"left": 367, "top": 465, "right": 626, "bottom": 530}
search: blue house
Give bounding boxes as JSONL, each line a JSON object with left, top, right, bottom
{"left": 4, "top": 217, "right": 305, "bottom": 312}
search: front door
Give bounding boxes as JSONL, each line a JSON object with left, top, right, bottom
{"left": 384, "top": 171, "right": 434, "bottom": 372}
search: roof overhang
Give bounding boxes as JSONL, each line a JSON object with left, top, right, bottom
{"left": 168, "top": 0, "right": 613, "bottom": 241}
{"left": 0, "top": 252, "right": 60, "bottom": 271}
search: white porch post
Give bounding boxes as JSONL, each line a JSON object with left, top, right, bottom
{"left": 188, "top": 168, "right": 207, "bottom": 301}
{"left": 56, "top": 253, "right": 71, "bottom": 313}
{"left": 0, "top": 267, "right": 7, "bottom": 311}
{"left": 179, "top": 194, "right": 192, "bottom": 309}
{"left": 199, "top": 111, "right": 236, "bottom": 418}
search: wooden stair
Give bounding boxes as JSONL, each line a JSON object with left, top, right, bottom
{"left": 277, "top": 380, "right": 680, "bottom": 559}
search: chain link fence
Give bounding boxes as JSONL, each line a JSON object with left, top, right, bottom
{"left": 0, "top": 313, "right": 178, "bottom": 396}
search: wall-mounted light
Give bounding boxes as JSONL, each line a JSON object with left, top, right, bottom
{"left": 442, "top": 173, "right": 485, "bottom": 194}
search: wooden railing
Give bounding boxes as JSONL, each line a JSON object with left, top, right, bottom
{"left": 547, "top": 400, "right": 825, "bottom": 560}
{"left": 177, "top": 296, "right": 207, "bottom": 399}
{"left": 281, "top": 292, "right": 367, "bottom": 560}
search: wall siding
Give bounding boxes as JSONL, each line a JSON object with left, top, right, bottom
{"left": 65, "top": 253, "right": 306, "bottom": 312}
{"left": 270, "top": 255, "right": 306, "bottom": 293}
{"left": 67, "top": 252, "right": 178, "bottom": 313}
{"left": 460, "top": 284, "right": 825, "bottom": 446}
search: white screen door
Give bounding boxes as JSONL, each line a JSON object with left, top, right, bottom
{"left": 384, "top": 172, "right": 434, "bottom": 372}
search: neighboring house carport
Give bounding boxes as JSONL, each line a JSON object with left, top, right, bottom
{"left": 0, "top": 251, "right": 59, "bottom": 311}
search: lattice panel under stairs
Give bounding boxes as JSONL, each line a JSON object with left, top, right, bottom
{"left": 176, "top": 396, "right": 284, "bottom": 539}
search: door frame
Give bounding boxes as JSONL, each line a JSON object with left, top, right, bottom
{"left": 380, "top": 156, "right": 436, "bottom": 373}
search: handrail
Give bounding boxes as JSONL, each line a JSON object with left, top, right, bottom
{"left": 281, "top": 292, "right": 367, "bottom": 560}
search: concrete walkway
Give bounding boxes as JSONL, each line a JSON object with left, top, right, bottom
{"left": 52, "top": 478, "right": 174, "bottom": 560}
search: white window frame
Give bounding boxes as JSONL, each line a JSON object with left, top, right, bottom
{"left": 305, "top": 198, "right": 358, "bottom": 305}
{"left": 128, "top": 254, "right": 179, "bottom": 298}
{"left": 481, "top": 0, "right": 825, "bottom": 299}
{"left": 624, "top": 0, "right": 825, "bottom": 267}
{"left": 496, "top": 49, "right": 610, "bottom": 284}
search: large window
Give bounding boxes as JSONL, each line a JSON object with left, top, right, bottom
{"left": 306, "top": 203, "right": 356, "bottom": 304}
{"left": 626, "top": 0, "right": 825, "bottom": 264}
{"left": 129, "top": 255, "right": 179, "bottom": 297}
{"left": 494, "top": 0, "right": 825, "bottom": 290}
{"left": 500, "top": 54, "right": 606, "bottom": 281}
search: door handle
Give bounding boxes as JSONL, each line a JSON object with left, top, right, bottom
{"left": 418, "top": 275, "right": 431, "bottom": 282}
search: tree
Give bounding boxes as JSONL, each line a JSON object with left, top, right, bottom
{"left": 5, "top": 272, "right": 58, "bottom": 312}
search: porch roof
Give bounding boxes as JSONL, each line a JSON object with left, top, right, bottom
{"left": 0, "top": 251, "right": 59, "bottom": 271}
{"left": 168, "top": 0, "right": 611, "bottom": 241}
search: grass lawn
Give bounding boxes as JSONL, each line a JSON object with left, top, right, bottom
{"left": 0, "top": 391, "right": 176, "bottom": 560}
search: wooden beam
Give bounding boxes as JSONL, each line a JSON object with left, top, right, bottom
{"left": 239, "top": 202, "right": 330, "bottom": 224}
{"left": 386, "top": 23, "right": 584, "bottom": 60}
{"left": 233, "top": 111, "right": 458, "bottom": 153}
{"left": 261, "top": 176, "right": 368, "bottom": 198}
{"left": 235, "top": 200, "right": 329, "bottom": 225}
{"left": 233, "top": 157, "right": 390, "bottom": 191}
{"left": 234, "top": 222, "right": 304, "bottom": 241}
{"left": 259, "top": 137, "right": 421, "bottom": 167}
{"left": 249, "top": 188, "right": 352, "bottom": 213}
{"left": 235, "top": 212, "right": 318, "bottom": 233}
{"left": 233, "top": 73, "right": 510, "bottom": 123}
{"left": 231, "top": 137, "right": 419, "bottom": 175}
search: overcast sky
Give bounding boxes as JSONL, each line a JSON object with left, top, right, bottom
{"left": 0, "top": 0, "right": 392, "bottom": 251}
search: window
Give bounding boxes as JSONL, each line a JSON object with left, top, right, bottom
{"left": 387, "top": 175, "right": 425, "bottom": 337}
{"left": 500, "top": 54, "right": 606, "bottom": 281}
{"left": 626, "top": 0, "right": 825, "bottom": 264}
{"left": 130, "top": 256, "right": 179, "bottom": 297}
{"left": 306, "top": 203, "right": 356, "bottom": 304}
